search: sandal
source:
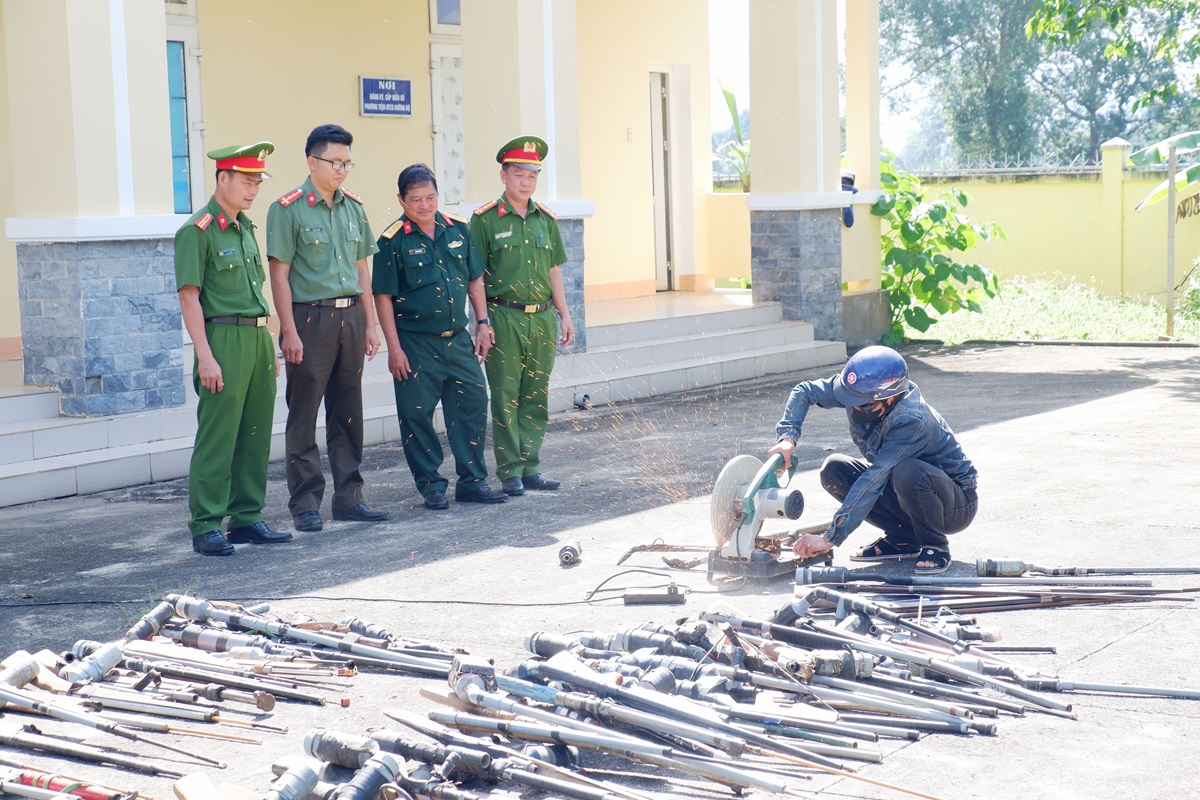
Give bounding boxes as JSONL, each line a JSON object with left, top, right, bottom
{"left": 850, "top": 536, "right": 920, "bottom": 562}
{"left": 913, "top": 547, "right": 952, "bottom": 575}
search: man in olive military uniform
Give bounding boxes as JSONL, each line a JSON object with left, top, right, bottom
{"left": 267, "top": 124, "right": 389, "bottom": 532}
{"left": 175, "top": 142, "right": 292, "bottom": 556}
{"left": 469, "top": 136, "right": 574, "bottom": 497}
{"left": 373, "top": 164, "right": 510, "bottom": 510}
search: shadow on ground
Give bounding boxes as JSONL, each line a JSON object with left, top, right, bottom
{"left": 1, "top": 343, "right": 1194, "bottom": 653}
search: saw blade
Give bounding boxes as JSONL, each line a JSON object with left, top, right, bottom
{"left": 711, "top": 454, "right": 762, "bottom": 547}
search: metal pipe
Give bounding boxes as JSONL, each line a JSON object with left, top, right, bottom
{"left": 0, "top": 683, "right": 225, "bottom": 766}
{"left": 170, "top": 594, "right": 449, "bottom": 677}
{"left": 977, "top": 558, "right": 1200, "bottom": 577}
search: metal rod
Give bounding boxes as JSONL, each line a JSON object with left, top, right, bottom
{"left": 977, "top": 558, "right": 1200, "bottom": 577}
{"left": 0, "top": 683, "right": 225, "bottom": 767}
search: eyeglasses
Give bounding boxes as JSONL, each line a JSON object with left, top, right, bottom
{"left": 312, "top": 156, "right": 355, "bottom": 173}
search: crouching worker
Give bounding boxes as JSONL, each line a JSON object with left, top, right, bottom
{"left": 769, "top": 346, "right": 978, "bottom": 574}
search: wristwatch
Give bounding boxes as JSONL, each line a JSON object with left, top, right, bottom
{"left": 476, "top": 317, "right": 490, "bottom": 327}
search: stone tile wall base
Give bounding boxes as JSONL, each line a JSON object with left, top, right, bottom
{"left": 17, "top": 238, "right": 185, "bottom": 417}
{"left": 749, "top": 208, "right": 843, "bottom": 341}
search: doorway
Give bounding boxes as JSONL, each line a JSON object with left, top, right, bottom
{"left": 649, "top": 71, "right": 674, "bottom": 291}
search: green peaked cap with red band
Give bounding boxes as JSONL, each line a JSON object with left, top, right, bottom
{"left": 207, "top": 141, "right": 274, "bottom": 177}
{"left": 496, "top": 135, "right": 548, "bottom": 171}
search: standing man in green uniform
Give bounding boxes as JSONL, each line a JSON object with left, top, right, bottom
{"left": 373, "top": 164, "right": 510, "bottom": 510}
{"left": 175, "top": 142, "right": 292, "bottom": 556}
{"left": 267, "top": 124, "right": 390, "bottom": 532}
{"left": 469, "top": 136, "right": 574, "bottom": 497}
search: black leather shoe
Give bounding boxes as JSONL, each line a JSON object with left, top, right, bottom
{"left": 522, "top": 473, "right": 561, "bottom": 491}
{"left": 501, "top": 477, "right": 525, "bottom": 496}
{"left": 293, "top": 511, "right": 323, "bottom": 532}
{"left": 332, "top": 502, "right": 391, "bottom": 522}
{"left": 227, "top": 521, "right": 293, "bottom": 545}
{"left": 455, "top": 484, "right": 510, "bottom": 504}
{"left": 424, "top": 490, "right": 449, "bottom": 510}
{"left": 192, "top": 531, "right": 234, "bottom": 556}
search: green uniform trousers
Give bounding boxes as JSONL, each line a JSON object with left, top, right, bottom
{"left": 485, "top": 305, "right": 557, "bottom": 481}
{"left": 393, "top": 329, "right": 489, "bottom": 496}
{"left": 188, "top": 324, "right": 277, "bottom": 537}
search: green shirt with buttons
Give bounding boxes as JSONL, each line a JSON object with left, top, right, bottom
{"left": 468, "top": 194, "right": 567, "bottom": 305}
{"left": 265, "top": 175, "right": 377, "bottom": 302}
{"left": 372, "top": 211, "right": 484, "bottom": 335}
{"left": 175, "top": 196, "right": 270, "bottom": 319}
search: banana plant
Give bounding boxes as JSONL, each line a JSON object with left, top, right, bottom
{"left": 1128, "top": 130, "right": 1200, "bottom": 211}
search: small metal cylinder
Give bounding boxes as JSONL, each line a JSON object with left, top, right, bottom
{"left": 558, "top": 540, "right": 582, "bottom": 565}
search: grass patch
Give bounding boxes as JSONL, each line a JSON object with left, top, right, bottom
{"left": 907, "top": 274, "right": 1200, "bottom": 344}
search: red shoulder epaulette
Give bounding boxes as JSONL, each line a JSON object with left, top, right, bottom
{"left": 535, "top": 201, "right": 558, "bottom": 220}
{"left": 194, "top": 213, "right": 213, "bottom": 230}
{"left": 473, "top": 200, "right": 498, "bottom": 216}
{"left": 277, "top": 188, "right": 304, "bottom": 206}
{"left": 342, "top": 189, "right": 364, "bottom": 204}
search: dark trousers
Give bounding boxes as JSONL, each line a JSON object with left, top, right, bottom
{"left": 393, "top": 329, "right": 489, "bottom": 496}
{"left": 283, "top": 302, "right": 366, "bottom": 516}
{"left": 821, "top": 453, "right": 978, "bottom": 551}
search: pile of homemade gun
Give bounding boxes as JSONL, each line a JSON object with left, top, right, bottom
{"left": 2, "top": 558, "right": 1198, "bottom": 800}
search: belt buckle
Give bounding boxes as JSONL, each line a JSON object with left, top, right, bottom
{"left": 440, "top": 329, "right": 455, "bottom": 338}
{"left": 334, "top": 297, "right": 352, "bottom": 309}
{"left": 255, "top": 317, "right": 267, "bottom": 327}
{"left": 524, "top": 303, "right": 538, "bottom": 313}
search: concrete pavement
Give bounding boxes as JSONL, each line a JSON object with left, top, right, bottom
{"left": 1, "top": 342, "right": 1197, "bottom": 800}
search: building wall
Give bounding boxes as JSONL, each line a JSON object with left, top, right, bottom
{"left": 0, "top": 4, "right": 18, "bottom": 354}
{"left": 924, "top": 171, "right": 1200, "bottom": 300}
{"left": 194, "top": 0, "right": 435, "bottom": 269}
{"left": 575, "top": 0, "right": 711, "bottom": 299}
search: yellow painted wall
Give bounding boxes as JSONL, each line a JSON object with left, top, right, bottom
{"left": 195, "top": 0, "right": 433, "bottom": 258}
{"left": 575, "top": 0, "right": 711, "bottom": 297}
{"left": 0, "top": 4, "right": 18, "bottom": 350}
{"left": 922, "top": 172, "right": 1200, "bottom": 302}
{"left": 707, "top": 193, "right": 750, "bottom": 281}
{"left": 4, "top": 0, "right": 80, "bottom": 218}
{"left": 126, "top": 0, "right": 173, "bottom": 215}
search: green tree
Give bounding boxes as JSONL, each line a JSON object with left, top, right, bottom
{"left": 881, "top": 0, "right": 1044, "bottom": 162}
{"left": 1027, "top": 0, "right": 1200, "bottom": 109}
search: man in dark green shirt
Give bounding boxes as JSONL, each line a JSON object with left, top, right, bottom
{"left": 373, "top": 164, "right": 509, "bottom": 510}
{"left": 174, "top": 142, "right": 291, "bottom": 556}
{"left": 469, "top": 136, "right": 574, "bottom": 497}
{"left": 267, "top": 124, "right": 389, "bottom": 532}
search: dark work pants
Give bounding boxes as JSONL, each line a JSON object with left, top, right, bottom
{"left": 392, "top": 329, "right": 489, "bottom": 496}
{"left": 283, "top": 302, "right": 367, "bottom": 516}
{"left": 821, "top": 453, "right": 978, "bottom": 551}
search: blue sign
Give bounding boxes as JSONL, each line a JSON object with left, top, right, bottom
{"left": 360, "top": 77, "right": 412, "bottom": 117}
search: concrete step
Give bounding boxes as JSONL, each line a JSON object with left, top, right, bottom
{"left": 0, "top": 305, "right": 845, "bottom": 507}
{"left": 0, "top": 386, "right": 60, "bottom": 427}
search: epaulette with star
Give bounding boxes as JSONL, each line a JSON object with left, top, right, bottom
{"left": 380, "top": 219, "right": 405, "bottom": 240}
{"left": 194, "top": 213, "right": 213, "bottom": 230}
{"left": 473, "top": 200, "right": 497, "bottom": 216}
{"left": 342, "top": 189, "right": 364, "bottom": 204}
{"left": 535, "top": 201, "right": 558, "bottom": 219}
{"left": 277, "top": 188, "right": 304, "bottom": 207}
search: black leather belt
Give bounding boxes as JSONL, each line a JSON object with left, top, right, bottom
{"left": 487, "top": 296, "right": 551, "bottom": 313}
{"left": 301, "top": 296, "right": 358, "bottom": 308}
{"left": 206, "top": 316, "right": 268, "bottom": 327}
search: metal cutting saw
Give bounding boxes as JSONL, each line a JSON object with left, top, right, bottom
{"left": 707, "top": 453, "right": 831, "bottom": 581}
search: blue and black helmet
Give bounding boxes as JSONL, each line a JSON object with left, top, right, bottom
{"left": 832, "top": 346, "right": 910, "bottom": 407}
